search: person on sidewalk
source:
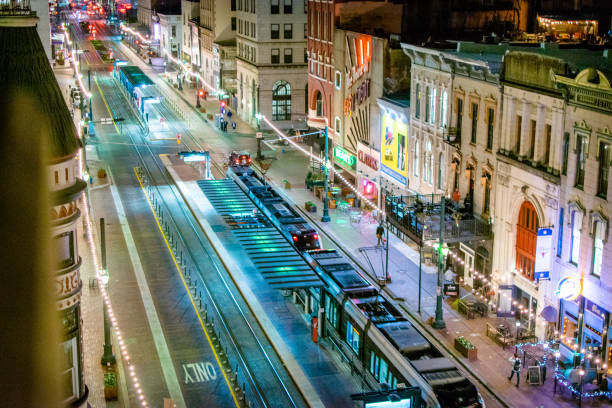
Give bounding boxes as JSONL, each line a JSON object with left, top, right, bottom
{"left": 376, "top": 223, "right": 384, "bottom": 246}
{"left": 232, "top": 121, "right": 236, "bottom": 130}
{"left": 508, "top": 352, "right": 522, "bottom": 387}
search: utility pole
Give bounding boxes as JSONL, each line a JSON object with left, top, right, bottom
{"left": 433, "top": 196, "right": 446, "bottom": 329}
{"left": 195, "top": 76, "right": 201, "bottom": 108}
{"left": 321, "top": 125, "right": 331, "bottom": 222}
{"left": 255, "top": 113, "right": 263, "bottom": 160}
{"left": 418, "top": 245, "right": 422, "bottom": 313}
{"left": 385, "top": 216, "right": 389, "bottom": 282}
{"left": 100, "top": 218, "right": 116, "bottom": 366}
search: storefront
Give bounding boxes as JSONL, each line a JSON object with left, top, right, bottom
{"left": 331, "top": 145, "right": 358, "bottom": 205}
{"left": 356, "top": 142, "right": 381, "bottom": 209}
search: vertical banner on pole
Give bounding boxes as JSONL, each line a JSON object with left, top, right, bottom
{"left": 534, "top": 228, "right": 553, "bottom": 281}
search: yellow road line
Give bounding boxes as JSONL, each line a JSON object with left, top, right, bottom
{"left": 93, "top": 75, "right": 121, "bottom": 134}
{"left": 133, "top": 168, "right": 241, "bottom": 408}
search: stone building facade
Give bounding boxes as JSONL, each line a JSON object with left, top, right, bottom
{"left": 235, "top": 0, "right": 307, "bottom": 129}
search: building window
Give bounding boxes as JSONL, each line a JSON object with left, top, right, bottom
{"left": 271, "top": 24, "right": 279, "bottom": 39}
{"left": 271, "top": 48, "right": 280, "bottom": 64}
{"left": 562, "top": 132, "right": 569, "bottom": 175}
{"left": 251, "top": 0, "right": 255, "bottom": 12}
{"left": 515, "top": 115, "right": 522, "bottom": 154}
{"left": 54, "top": 231, "right": 75, "bottom": 268}
{"left": 570, "top": 209, "right": 583, "bottom": 265}
{"left": 483, "top": 173, "right": 491, "bottom": 215}
{"left": 284, "top": 48, "right": 293, "bottom": 63}
{"left": 437, "top": 152, "right": 444, "bottom": 190}
{"left": 333, "top": 71, "right": 341, "bottom": 89}
{"left": 415, "top": 84, "right": 421, "bottom": 120}
{"left": 304, "top": 22, "right": 307, "bottom": 39}
{"left": 544, "top": 124, "right": 551, "bottom": 165}
{"left": 335, "top": 116, "right": 341, "bottom": 135}
{"left": 304, "top": 48, "right": 307, "bottom": 63}
{"left": 413, "top": 141, "right": 419, "bottom": 177}
{"left": 592, "top": 220, "right": 606, "bottom": 277}
{"left": 65, "top": 168, "right": 69, "bottom": 181}
{"left": 425, "top": 87, "right": 430, "bottom": 122}
{"left": 486, "top": 108, "right": 494, "bottom": 150}
{"left": 284, "top": 23, "right": 293, "bottom": 39}
{"left": 231, "top": 17, "right": 236, "bottom": 31}
{"left": 284, "top": 0, "right": 292, "bottom": 14}
{"left": 252, "top": 22, "right": 256, "bottom": 38}
{"left": 575, "top": 133, "right": 587, "bottom": 189}
{"left": 471, "top": 103, "right": 478, "bottom": 144}
{"left": 529, "top": 120, "right": 536, "bottom": 160}
{"left": 456, "top": 98, "right": 463, "bottom": 139}
{"left": 171, "top": 25, "right": 176, "bottom": 38}
{"left": 429, "top": 88, "right": 436, "bottom": 125}
{"left": 556, "top": 208, "right": 564, "bottom": 258}
{"left": 60, "top": 337, "right": 79, "bottom": 402}
{"left": 597, "top": 141, "right": 610, "bottom": 198}
{"left": 54, "top": 170, "right": 59, "bottom": 185}
{"left": 346, "top": 321, "right": 360, "bottom": 355}
{"left": 272, "top": 80, "right": 291, "bottom": 121}
{"left": 440, "top": 90, "right": 448, "bottom": 128}
{"left": 315, "top": 92, "right": 323, "bottom": 116}
{"left": 231, "top": 0, "right": 236, "bottom": 11}
{"left": 271, "top": 0, "right": 279, "bottom": 14}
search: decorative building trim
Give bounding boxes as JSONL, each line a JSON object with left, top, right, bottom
{"left": 589, "top": 210, "right": 609, "bottom": 242}
{"left": 567, "top": 200, "right": 586, "bottom": 225}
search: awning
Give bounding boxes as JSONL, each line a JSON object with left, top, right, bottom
{"left": 540, "top": 305, "right": 558, "bottom": 322}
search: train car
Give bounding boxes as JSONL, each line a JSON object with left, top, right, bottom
{"left": 227, "top": 164, "right": 321, "bottom": 251}
{"left": 306, "top": 249, "right": 484, "bottom": 408}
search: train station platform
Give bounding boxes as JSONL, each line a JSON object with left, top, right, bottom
{"left": 159, "top": 154, "right": 364, "bottom": 408}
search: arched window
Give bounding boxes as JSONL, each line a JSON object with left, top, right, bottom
{"left": 441, "top": 90, "right": 448, "bottom": 128}
{"left": 437, "top": 152, "right": 444, "bottom": 190}
{"left": 272, "top": 80, "right": 291, "bottom": 121}
{"left": 516, "top": 201, "right": 539, "bottom": 280}
{"left": 315, "top": 91, "right": 323, "bottom": 116}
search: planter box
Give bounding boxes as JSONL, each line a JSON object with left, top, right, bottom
{"left": 454, "top": 337, "right": 478, "bottom": 361}
{"left": 104, "top": 385, "right": 118, "bottom": 401}
{"left": 305, "top": 202, "right": 312, "bottom": 211}
{"left": 309, "top": 205, "right": 317, "bottom": 213}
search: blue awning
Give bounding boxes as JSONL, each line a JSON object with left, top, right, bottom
{"left": 540, "top": 305, "right": 558, "bottom": 322}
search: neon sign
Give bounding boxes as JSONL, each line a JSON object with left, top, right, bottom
{"left": 334, "top": 146, "right": 356, "bottom": 170}
{"left": 555, "top": 276, "right": 582, "bottom": 301}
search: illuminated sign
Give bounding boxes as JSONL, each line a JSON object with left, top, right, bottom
{"left": 334, "top": 146, "right": 356, "bottom": 170}
{"left": 534, "top": 228, "right": 553, "bottom": 280}
{"left": 555, "top": 276, "right": 582, "bottom": 301}
{"left": 344, "top": 79, "right": 370, "bottom": 117}
{"left": 346, "top": 34, "right": 372, "bottom": 89}
{"left": 380, "top": 111, "right": 408, "bottom": 185}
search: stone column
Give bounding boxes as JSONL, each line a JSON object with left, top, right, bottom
{"left": 502, "top": 95, "right": 516, "bottom": 153}
{"left": 534, "top": 104, "right": 546, "bottom": 164}
{"left": 519, "top": 99, "right": 530, "bottom": 158}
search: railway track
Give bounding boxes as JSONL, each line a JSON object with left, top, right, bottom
{"left": 94, "top": 74, "right": 307, "bottom": 408}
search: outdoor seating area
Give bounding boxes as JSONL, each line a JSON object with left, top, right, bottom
{"left": 486, "top": 322, "right": 514, "bottom": 349}
{"left": 457, "top": 295, "right": 489, "bottom": 319}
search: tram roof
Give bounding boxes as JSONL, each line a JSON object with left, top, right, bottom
{"left": 120, "top": 65, "right": 154, "bottom": 88}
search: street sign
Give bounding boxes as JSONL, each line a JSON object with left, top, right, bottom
{"left": 256, "top": 132, "right": 262, "bottom": 139}
{"left": 443, "top": 283, "right": 459, "bottom": 297}
{"left": 176, "top": 133, "right": 182, "bottom": 144}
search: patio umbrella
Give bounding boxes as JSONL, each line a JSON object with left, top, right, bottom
{"left": 540, "top": 305, "right": 558, "bottom": 322}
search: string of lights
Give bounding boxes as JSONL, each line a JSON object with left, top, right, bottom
{"left": 64, "top": 22, "right": 149, "bottom": 408}
{"left": 62, "top": 24, "right": 92, "bottom": 99}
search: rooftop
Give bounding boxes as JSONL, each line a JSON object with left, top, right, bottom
{"left": 0, "top": 20, "right": 80, "bottom": 158}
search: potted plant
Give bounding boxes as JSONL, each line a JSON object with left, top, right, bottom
{"left": 283, "top": 179, "right": 291, "bottom": 189}
{"left": 454, "top": 336, "right": 477, "bottom": 361}
{"left": 104, "top": 372, "right": 118, "bottom": 401}
{"left": 305, "top": 201, "right": 312, "bottom": 211}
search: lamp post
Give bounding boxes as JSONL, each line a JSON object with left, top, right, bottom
{"left": 515, "top": 320, "right": 521, "bottom": 341}
{"left": 433, "top": 196, "right": 447, "bottom": 329}
{"left": 255, "top": 113, "right": 263, "bottom": 160}
{"left": 195, "top": 76, "right": 201, "bottom": 108}
{"left": 100, "top": 218, "right": 116, "bottom": 366}
{"left": 578, "top": 368, "right": 585, "bottom": 407}
{"left": 321, "top": 125, "right": 331, "bottom": 222}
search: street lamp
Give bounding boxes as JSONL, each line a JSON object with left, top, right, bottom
{"left": 432, "top": 196, "right": 447, "bottom": 329}
{"left": 99, "top": 218, "right": 116, "bottom": 366}
{"left": 515, "top": 320, "right": 521, "bottom": 340}
{"left": 255, "top": 113, "right": 263, "bottom": 160}
{"left": 321, "top": 125, "right": 331, "bottom": 222}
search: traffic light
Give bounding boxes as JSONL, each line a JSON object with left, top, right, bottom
{"left": 198, "top": 89, "right": 205, "bottom": 97}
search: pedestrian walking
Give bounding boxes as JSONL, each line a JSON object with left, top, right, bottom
{"left": 376, "top": 223, "right": 384, "bottom": 246}
{"left": 508, "top": 352, "right": 521, "bottom": 387}
{"left": 232, "top": 121, "right": 236, "bottom": 130}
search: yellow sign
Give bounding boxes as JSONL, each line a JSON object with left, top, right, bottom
{"left": 380, "top": 112, "right": 408, "bottom": 185}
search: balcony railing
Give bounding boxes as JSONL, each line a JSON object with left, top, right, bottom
{"left": 385, "top": 194, "right": 492, "bottom": 246}
{"left": 0, "top": 0, "right": 33, "bottom": 15}
{"left": 443, "top": 127, "right": 461, "bottom": 148}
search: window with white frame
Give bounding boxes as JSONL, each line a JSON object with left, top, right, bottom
{"left": 592, "top": 215, "right": 607, "bottom": 277}
{"left": 441, "top": 90, "right": 448, "bottom": 128}
{"left": 334, "top": 71, "right": 341, "bottom": 89}
{"left": 437, "top": 152, "right": 444, "bottom": 190}
{"left": 425, "top": 87, "right": 430, "bottom": 122}
{"left": 570, "top": 208, "right": 583, "bottom": 265}
{"left": 424, "top": 140, "right": 431, "bottom": 182}
{"left": 335, "top": 116, "right": 341, "bottom": 135}
{"left": 60, "top": 337, "right": 79, "bottom": 402}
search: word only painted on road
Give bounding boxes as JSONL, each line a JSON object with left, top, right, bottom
{"left": 182, "top": 361, "right": 217, "bottom": 384}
